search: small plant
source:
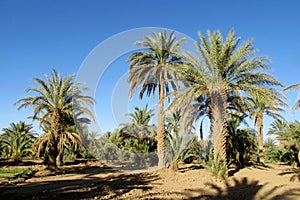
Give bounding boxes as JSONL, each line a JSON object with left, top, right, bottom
{"left": 206, "top": 153, "right": 227, "bottom": 179}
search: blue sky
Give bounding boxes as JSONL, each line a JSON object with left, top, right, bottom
{"left": 1, "top": 0, "right": 300, "bottom": 139}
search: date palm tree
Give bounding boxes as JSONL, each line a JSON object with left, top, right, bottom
{"left": 166, "top": 109, "right": 181, "bottom": 134}
{"left": 225, "top": 111, "right": 256, "bottom": 166}
{"left": 128, "top": 31, "right": 185, "bottom": 167}
{"left": 170, "top": 29, "right": 283, "bottom": 168}
{"left": 268, "top": 119, "right": 287, "bottom": 148}
{"left": 247, "top": 90, "right": 286, "bottom": 163}
{"left": 121, "top": 104, "right": 156, "bottom": 139}
{"left": 1, "top": 121, "right": 36, "bottom": 162}
{"left": 128, "top": 104, "right": 154, "bottom": 127}
{"left": 15, "top": 70, "right": 95, "bottom": 168}
{"left": 284, "top": 83, "right": 300, "bottom": 110}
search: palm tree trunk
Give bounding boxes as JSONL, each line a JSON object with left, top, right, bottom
{"left": 199, "top": 118, "right": 204, "bottom": 141}
{"left": 257, "top": 111, "right": 264, "bottom": 163}
{"left": 48, "top": 111, "right": 61, "bottom": 168}
{"left": 157, "top": 81, "right": 166, "bottom": 168}
{"left": 210, "top": 89, "right": 227, "bottom": 164}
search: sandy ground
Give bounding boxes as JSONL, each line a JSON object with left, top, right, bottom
{"left": 0, "top": 161, "right": 299, "bottom": 200}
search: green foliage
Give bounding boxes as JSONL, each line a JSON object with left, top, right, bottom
{"left": 264, "top": 138, "right": 281, "bottom": 164}
{"left": 8, "top": 168, "right": 33, "bottom": 181}
{"left": 87, "top": 132, "right": 118, "bottom": 161}
{"left": 110, "top": 128, "right": 156, "bottom": 154}
{"left": 15, "top": 69, "right": 95, "bottom": 167}
{"left": 128, "top": 31, "right": 186, "bottom": 167}
{"left": 183, "top": 139, "right": 203, "bottom": 163}
{"left": 225, "top": 111, "right": 257, "bottom": 166}
{"left": 110, "top": 105, "right": 157, "bottom": 154}
{"left": 268, "top": 120, "right": 300, "bottom": 166}
{"left": 206, "top": 153, "right": 227, "bottom": 179}
{"left": 0, "top": 121, "right": 36, "bottom": 162}
{"left": 227, "top": 128, "right": 257, "bottom": 166}
{"left": 0, "top": 168, "right": 33, "bottom": 181}
{"left": 0, "top": 168, "right": 25, "bottom": 175}
{"left": 164, "top": 131, "right": 196, "bottom": 167}
{"left": 168, "top": 29, "right": 283, "bottom": 170}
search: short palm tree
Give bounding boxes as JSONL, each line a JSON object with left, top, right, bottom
{"left": 15, "top": 70, "right": 95, "bottom": 168}
{"left": 119, "top": 105, "right": 157, "bottom": 153}
{"left": 1, "top": 121, "right": 36, "bottom": 162}
{"left": 225, "top": 111, "right": 256, "bottom": 166}
{"left": 170, "top": 29, "right": 283, "bottom": 167}
{"left": 279, "top": 120, "right": 300, "bottom": 165}
{"left": 121, "top": 105, "right": 156, "bottom": 138}
{"left": 268, "top": 119, "right": 287, "bottom": 148}
{"left": 128, "top": 104, "right": 154, "bottom": 127}
{"left": 166, "top": 109, "right": 181, "bottom": 134}
{"left": 128, "top": 31, "right": 186, "bottom": 167}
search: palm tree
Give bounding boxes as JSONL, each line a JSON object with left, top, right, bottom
{"left": 170, "top": 29, "right": 283, "bottom": 167}
{"left": 15, "top": 70, "right": 95, "bottom": 168}
{"left": 247, "top": 90, "right": 286, "bottom": 163}
{"left": 1, "top": 121, "right": 36, "bottom": 162}
{"left": 128, "top": 104, "right": 154, "bottom": 127}
{"left": 225, "top": 111, "right": 256, "bottom": 166}
{"left": 268, "top": 119, "right": 287, "bottom": 148}
{"left": 127, "top": 31, "right": 186, "bottom": 167}
{"left": 284, "top": 83, "right": 300, "bottom": 110}
{"left": 277, "top": 120, "right": 300, "bottom": 165}
{"left": 121, "top": 105, "right": 156, "bottom": 137}
{"left": 119, "top": 105, "right": 157, "bottom": 153}
{"left": 166, "top": 109, "right": 181, "bottom": 134}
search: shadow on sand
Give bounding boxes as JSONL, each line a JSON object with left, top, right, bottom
{"left": 0, "top": 163, "right": 160, "bottom": 200}
{"left": 177, "top": 177, "right": 300, "bottom": 200}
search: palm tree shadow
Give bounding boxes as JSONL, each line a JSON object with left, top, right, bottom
{"left": 182, "top": 177, "right": 299, "bottom": 200}
{"left": 228, "top": 163, "right": 274, "bottom": 177}
{"left": 278, "top": 168, "right": 300, "bottom": 182}
{"left": 0, "top": 159, "right": 43, "bottom": 167}
{"left": 199, "top": 178, "right": 264, "bottom": 200}
{"left": 0, "top": 168, "right": 160, "bottom": 200}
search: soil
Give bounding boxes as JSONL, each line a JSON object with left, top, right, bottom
{"left": 0, "top": 160, "right": 299, "bottom": 200}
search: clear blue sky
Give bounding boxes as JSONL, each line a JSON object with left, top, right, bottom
{"left": 1, "top": 0, "right": 300, "bottom": 139}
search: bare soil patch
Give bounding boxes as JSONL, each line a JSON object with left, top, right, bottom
{"left": 0, "top": 161, "right": 299, "bottom": 200}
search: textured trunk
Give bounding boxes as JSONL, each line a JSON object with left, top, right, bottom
{"left": 257, "top": 111, "right": 264, "bottom": 163}
{"left": 47, "top": 111, "right": 61, "bottom": 168}
{"left": 47, "top": 142, "right": 59, "bottom": 169}
{"left": 210, "top": 88, "right": 227, "bottom": 164}
{"left": 157, "top": 81, "right": 166, "bottom": 168}
{"left": 171, "top": 160, "right": 179, "bottom": 171}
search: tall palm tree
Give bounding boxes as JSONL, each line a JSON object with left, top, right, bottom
{"left": 1, "top": 121, "right": 36, "bottom": 162}
{"left": 170, "top": 29, "right": 283, "bottom": 167}
{"left": 247, "top": 90, "right": 286, "bottom": 163}
{"left": 127, "top": 31, "right": 186, "bottom": 167}
{"left": 15, "top": 70, "right": 95, "bottom": 168}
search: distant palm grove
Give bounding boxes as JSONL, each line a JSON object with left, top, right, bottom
{"left": 1, "top": 30, "right": 300, "bottom": 177}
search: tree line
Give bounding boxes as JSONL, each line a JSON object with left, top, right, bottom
{"left": 0, "top": 29, "right": 299, "bottom": 178}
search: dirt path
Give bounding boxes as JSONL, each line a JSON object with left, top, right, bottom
{"left": 0, "top": 162, "right": 299, "bottom": 200}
